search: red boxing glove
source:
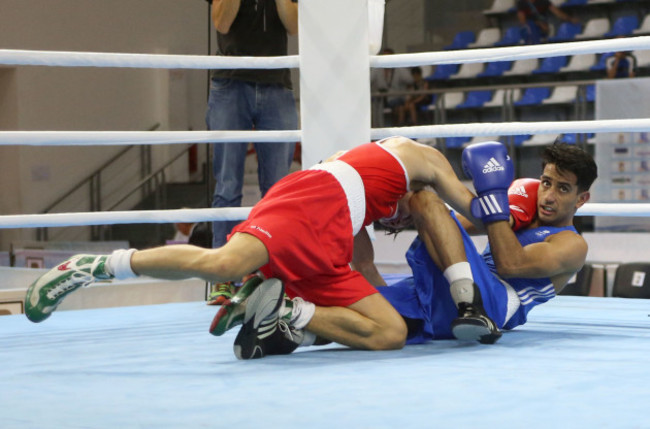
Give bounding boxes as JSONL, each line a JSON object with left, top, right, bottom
{"left": 508, "top": 178, "right": 540, "bottom": 231}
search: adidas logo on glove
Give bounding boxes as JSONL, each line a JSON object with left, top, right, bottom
{"left": 508, "top": 185, "right": 528, "bottom": 198}
{"left": 482, "top": 157, "right": 506, "bottom": 174}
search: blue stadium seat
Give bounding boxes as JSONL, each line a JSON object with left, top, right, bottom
{"left": 604, "top": 15, "right": 639, "bottom": 37}
{"left": 494, "top": 26, "right": 522, "bottom": 46}
{"left": 547, "top": 22, "right": 583, "bottom": 42}
{"left": 427, "top": 64, "right": 459, "bottom": 81}
{"left": 562, "top": 0, "right": 587, "bottom": 5}
{"left": 456, "top": 90, "right": 493, "bottom": 109}
{"left": 560, "top": 133, "right": 595, "bottom": 144}
{"left": 590, "top": 53, "right": 614, "bottom": 71}
{"left": 585, "top": 84, "right": 595, "bottom": 102}
{"left": 445, "top": 137, "right": 471, "bottom": 148}
{"left": 514, "top": 87, "right": 551, "bottom": 106}
{"left": 561, "top": 133, "right": 577, "bottom": 144}
{"left": 477, "top": 61, "right": 513, "bottom": 77}
{"left": 532, "top": 56, "right": 568, "bottom": 74}
{"left": 444, "top": 30, "right": 475, "bottom": 50}
{"left": 513, "top": 135, "right": 532, "bottom": 146}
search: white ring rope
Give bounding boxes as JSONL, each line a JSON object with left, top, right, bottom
{"left": 2, "top": 37, "right": 649, "bottom": 70}
{"left": 374, "top": 119, "right": 650, "bottom": 141}
{"left": 371, "top": 36, "right": 650, "bottom": 68}
{"left": 0, "top": 130, "right": 301, "bottom": 146}
{"left": 0, "top": 208, "right": 252, "bottom": 229}
{"left": 0, "top": 118, "right": 649, "bottom": 146}
{"left": 0, "top": 204, "right": 646, "bottom": 229}
{"left": 0, "top": 49, "right": 298, "bottom": 70}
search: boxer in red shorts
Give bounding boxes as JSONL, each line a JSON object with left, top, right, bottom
{"left": 230, "top": 141, "right": 410, "bottom": 308}
{"left": 25, "top": 136, "right": 481, "bottom": 360}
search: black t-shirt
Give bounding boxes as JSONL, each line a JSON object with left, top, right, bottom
{"left": 211, "top": 0, "right": 292, "bottom": 89}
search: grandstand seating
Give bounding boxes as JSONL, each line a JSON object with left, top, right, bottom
{"left": 559, "top": 54, "right": 597, "bottom": 73}
{"left": 373, "top": 1, "right": 641, "bottom": 133}
{"left": 532, "top": 56, "right": 569, "bottom": 74}
{"left": 483, "top": 88, "right": 521, "bottom": 107}
{"left": 513, "top": 135, "right": 532, "bottom": 146}
{"left": 575, "top": 18, "right": 610, "bottom": 39}
{"left": 494, "top": 25, "right": 523, "bottom": 46}
{"left": 427, "top": 64, "right": 459, "bottom": 81}
{"left": 603, "top": 15, "right": 639, "bottom": 37}
{"left": 634, "top": 50, "right": 650, "bottom": 68}
{"left": 585, "top": 84, "right": 596, "bottom": 102}
{"left": 456, "top": 90, "right": 494, "bottom": 108}
{"left": 590, "top": 52, "right": 614, "bottom": 72}
{"left": 564, "top": 0, "right": 587, "bottom": 5}
{"left": 478, "top": 61, "right": 513, "bottom": 77}
{"left": 468, "top": 28, "right": 501, "bottom": 48}
{"left": 444, "top": 30, "right": 476, "bottom": 50}
{"left": 483, "top": 0, "right": 515, "bottom": 14}
{"left": 442, "top": 92, "right": 465, "bottom": 109}
{"left": 633, "top": 14, "right": 650, "bottom": 35}
{"left": 542, "top": 85, "right": 579, "bottom": 104}
{"left": 523, "top": 134, "right": 558, "bottom": 146}
{"left": 547, "top": 22, "right": 583, "bottom": 42}
{"left": 514, "top": 87, "right": 551, "bottom": 106}
{"left": 450, "top": 62, "right": 484, "bottom": 80}
{"left": 503, "top": 59, "right": 538, "bottom": 76}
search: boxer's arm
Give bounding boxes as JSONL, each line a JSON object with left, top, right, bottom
{"left": 352, "top": 227, "right": 386, "bottom": 286}
{"left": 486, "top": 222, "right": 587, "bottom": 279}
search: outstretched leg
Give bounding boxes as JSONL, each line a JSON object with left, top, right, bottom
{"left": 25, "top": 232, "right": 268, "bottom": 323}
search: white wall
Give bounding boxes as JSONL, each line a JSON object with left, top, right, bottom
{"left": 0, "top": 0, "right": 211, "bottom": 249}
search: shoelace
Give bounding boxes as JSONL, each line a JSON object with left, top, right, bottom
{"left": 277, "top": 319, "right": 295, "bottom": 341}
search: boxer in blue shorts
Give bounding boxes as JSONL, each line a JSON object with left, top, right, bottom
{"left": 378, "top": 141, "right": 598, "bottom": 345}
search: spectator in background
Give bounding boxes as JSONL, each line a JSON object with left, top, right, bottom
{"left": 517, "top": 0, "right": 579, "bottom": 44}
{"left": 205, "top": 0, "right": 299, "bottom": 304}
{"left": 400, "top": 67, "right": 432, "bottom": 126}
{"left": 371, "top": 48, "right": 414, "bottom": 126}
{"left": 606, "top": 50, "right": 637, "bottom": 79}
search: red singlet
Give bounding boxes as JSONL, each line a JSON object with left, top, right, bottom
{"left": 229, "top": 142, "right": 409, "bottom": 306}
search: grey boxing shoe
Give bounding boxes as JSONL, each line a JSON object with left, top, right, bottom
{"left": 25, "top": 254, "right": 113, "bottom": 323}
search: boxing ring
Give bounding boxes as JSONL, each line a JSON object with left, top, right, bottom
{"left": 2, "top": 1, "right": 650, "bottom": 427}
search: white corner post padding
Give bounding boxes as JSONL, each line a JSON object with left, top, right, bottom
{"left": 298, "top": 0, "right": 372, "bottom": 167}
{"left": 368, "top": 0, "right": 385, "bottom": 55}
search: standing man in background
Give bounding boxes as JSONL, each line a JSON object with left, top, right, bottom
{"left": 206, "top": 0, "right": 299, "bottom": 304}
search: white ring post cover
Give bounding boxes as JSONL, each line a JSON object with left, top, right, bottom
{"left": 298, "top": 0, "right": 372, "bottom": 168}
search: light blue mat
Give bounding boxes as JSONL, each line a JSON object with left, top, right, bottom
{"left": 2, "top": 296, "right": 650, "bottom": 428}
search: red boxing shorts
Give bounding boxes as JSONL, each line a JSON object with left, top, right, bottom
{"left": 229, "top": 167, "right": 378, "bottom": 307}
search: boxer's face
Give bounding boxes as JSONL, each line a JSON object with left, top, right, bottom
{"left": 537, "top": 164, "right": 589, "bottom": 226}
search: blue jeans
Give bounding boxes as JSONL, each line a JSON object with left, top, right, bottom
{"left": 205, "top": 78, "right": 297, "bottom": 248}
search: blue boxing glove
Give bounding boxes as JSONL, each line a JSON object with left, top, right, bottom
{"left": 462, "top": 141, "right": 514, "bottom": 223}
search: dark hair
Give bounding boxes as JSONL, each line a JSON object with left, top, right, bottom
{"left": 541, "top": 140, "right": 598, "bottom": 192}
{"left": 411, "top": 66, "right": 422, "bottom": 75}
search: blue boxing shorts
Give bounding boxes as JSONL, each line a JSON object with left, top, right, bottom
{"left": 378, "top": 212, "right": 511, "bottom": 344}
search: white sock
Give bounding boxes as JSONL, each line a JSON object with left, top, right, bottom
{"left": 300, "top": 331, "right": 317, "bottom": 347}
{"left": 444, "top": 262, "right": 474, "bottom": 306}
{"left": 106, "top": 249, "right": 138, "bottom": 280}
{"left": 281, "top": 297, "right": 315, "bottom": 330}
